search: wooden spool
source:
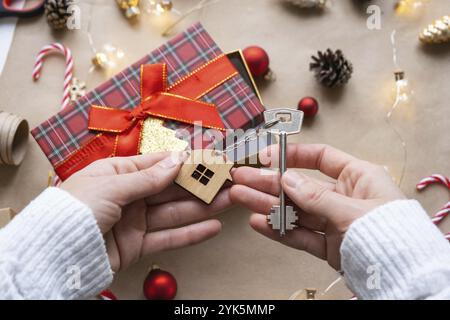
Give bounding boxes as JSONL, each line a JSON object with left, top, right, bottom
{"left": 0, "top": 111, "right": 29, "bottom": 166}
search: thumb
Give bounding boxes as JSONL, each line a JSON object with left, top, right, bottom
{"left": 281, "top": 170, "right": 351, "bottom": 219}
{"left": 115, "top": 152, "right": 186, "bottom": 203}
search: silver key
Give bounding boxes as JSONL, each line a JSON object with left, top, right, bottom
{"left": 263, "top": 108, "right": 304, "bottom": 236}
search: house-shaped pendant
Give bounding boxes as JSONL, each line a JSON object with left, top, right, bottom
{"left": 175, "top": 149, "right": 234, "bottom": 204}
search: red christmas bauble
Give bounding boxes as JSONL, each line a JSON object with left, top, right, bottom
{"left": 143, "top": 265, "right": 177, "bottom": 300}
{"left": 243, "top": 46, "right": 270, "bottom": 78}
{"left": 298, "top": 97, "right": 319, "bottom": 117}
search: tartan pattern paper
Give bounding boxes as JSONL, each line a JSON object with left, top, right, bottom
{"left": 31, "top": 23, "right": 265, "bottom": 167}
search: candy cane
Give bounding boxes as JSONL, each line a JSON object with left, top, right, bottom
{"left": 417, "top": 174, "right": 450, "bottom": 191}
{"left": 417, "top": 174, "right": 450, "bottom": 241}
{"left": 98, "top": 290, "right": 117, "bottom": 300}
{"left": 431, "top": 201, "right": 450, "bottom": 225}
{"left": 417, "top": 174, "right": 450, "bottom": 225}
{"left": 32, "top": 43, "right": 73, "bottom": 110}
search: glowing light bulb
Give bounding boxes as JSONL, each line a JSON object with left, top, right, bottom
{"left": 91, "top": 44, "right": 126, "bottom": 76}
{"left": 388, "top": 70, "right": 414, "bottom": 119}
{"left": 395, "top": 0, "right": 429, "bottom": 18}
{"left": 394, "top": 71, "right": 411, "bottom": 103}
{"left": 143, "top": 0, "right": 180, "bottom": 32}
{"left": 146, "top": 0, "right": 173, "bottom": 15}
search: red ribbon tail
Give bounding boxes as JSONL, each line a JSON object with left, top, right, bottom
{"left": 55, "top": 134, "right": 117, "bottom": 181}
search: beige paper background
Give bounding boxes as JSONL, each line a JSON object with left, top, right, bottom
{"left": 0, "top": 0, "right": 449, "bottom": 299}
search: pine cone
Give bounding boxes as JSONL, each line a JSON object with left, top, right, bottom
{"left": 419, "top": 15, "right": 450, "bottom": 44}
{"left": 283, "top": 0, "right": 327, "bottom": 9}
{"left": 44, "top": 0, "right": 74, "bottom": 30}
{"left": 310, "top": 49, "right": 353, "bottom": 88}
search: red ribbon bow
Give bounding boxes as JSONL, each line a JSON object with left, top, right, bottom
{"left": 88, "top": 62, "right": 230, "bottom": 156}
{"left": 55, "top": 54, "right": 238, "bottom": 180}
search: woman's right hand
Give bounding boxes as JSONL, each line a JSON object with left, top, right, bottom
{"left": 230, "top": 144, "right": 405, "bottom": 270}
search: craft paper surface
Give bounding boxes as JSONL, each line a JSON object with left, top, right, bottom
{"left": 0, "top": 0, "right": 449, "bottom": 299}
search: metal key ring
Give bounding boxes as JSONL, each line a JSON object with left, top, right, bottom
{"left": 262, "top": 118, "right": 280, "bottom": 129}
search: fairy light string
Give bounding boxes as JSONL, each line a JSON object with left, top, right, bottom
{"left": 387, "top": 30, "right": 410, "bottom": 188}
{"left": 161, "top": 0, "right": 221, "bottom": 36}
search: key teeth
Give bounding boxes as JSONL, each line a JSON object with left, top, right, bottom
{"left": 268, "top": 206, "right": 298, "bottom": 231}
{"left": 268, "top": 207, "right": 281, "bottom": 230}
{"left": 285, "top": 208, "right": 298, "bottom": 231}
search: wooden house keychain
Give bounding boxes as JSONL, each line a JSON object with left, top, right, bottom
{"left": 175, "top": 108, "right": 304, "bottom": 236}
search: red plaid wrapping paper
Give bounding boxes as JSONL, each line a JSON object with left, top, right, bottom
{"left": 31, "top": 23, "right": 265, "bottom": 169}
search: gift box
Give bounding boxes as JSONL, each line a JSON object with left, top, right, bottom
{"left": 31, "top": 23, "right": 267, "bottom": 181}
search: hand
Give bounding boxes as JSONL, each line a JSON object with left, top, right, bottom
{"left": 230, "top": 144, "right": 405, "bottom": 270}
{"left": 61, "top": 152, "right": 232, "bottom": 272}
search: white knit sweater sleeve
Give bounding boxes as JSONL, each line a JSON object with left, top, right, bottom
{"left": 341, "top": 200, "right": 450, "bottom": 300}
{"left": 0, "top": 187, "right": 113, "bottom": 300}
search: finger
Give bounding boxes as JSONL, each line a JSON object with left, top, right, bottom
{"left": 282, "top": 170, "right": 352, "bottom": 218}
{"left": 259, "top": 144, "right": 356, "bottom": 179}
{"left": 87, "top": 152, "right": 171, "bottom": 175}
{"left": 250, "top": 214, "right": 327, "bottom": 260}
{"left": 110, "top": 152, "right": 172, "bottom": 172}
{"left": 232, "top": 167, "right": 280, "bottom": 195}
{"left": 142, "top": 220, "right": 222, "bottom": 256}
{"left": 145, "top": 184, "right": 194, "bottom": 206}
{"left": 115, "top": 152, "right": 187, "bottom": 203}
{"left": 230, "top": 184, "right": 276, "bottom": 213}
{"left": 298, "top": 212, "right": 327, "bottom": 232}
{"left": 146, "top": 189, "right": 232, "bottom": 231}
{"left": 230, "top": 185, "right": 326, "bottom": 231}
{"left": 232, "top": 166, "right": 336, "bottom": 197}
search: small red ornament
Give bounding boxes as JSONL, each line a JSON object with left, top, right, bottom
{"left": 243, "top": 46, "right": 271, "bottom": 78}
{"left": 143, "top": 264, "right": 177, "bottom": 300}
{"left": 298, "top": 97, "right": 319, "bottom": 117}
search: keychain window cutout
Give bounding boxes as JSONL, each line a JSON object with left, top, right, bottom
{"left": 191, "top": 164, "right": 215, "bottom": 186}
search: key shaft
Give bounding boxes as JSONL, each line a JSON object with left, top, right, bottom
{"left": 279, "top": 131, "right": 287, "bottom": 236}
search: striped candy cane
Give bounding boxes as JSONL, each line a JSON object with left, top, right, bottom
{"left": 431, "top": 201, "right": 450, "bottom": 225}
{"left": 32, "top": 43, "right": 73, "bottom": 110}
{"left": 98, "top": 290, "right": 117, "bottom": 300}
{"left": 34, "top": 43, "right": 74, "bottom": 186}
{"left": 417, "top": 174, "right": 450, "bottom": 191}
{"left": 417, "top": 174, "right": 450, "bottom": 241}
